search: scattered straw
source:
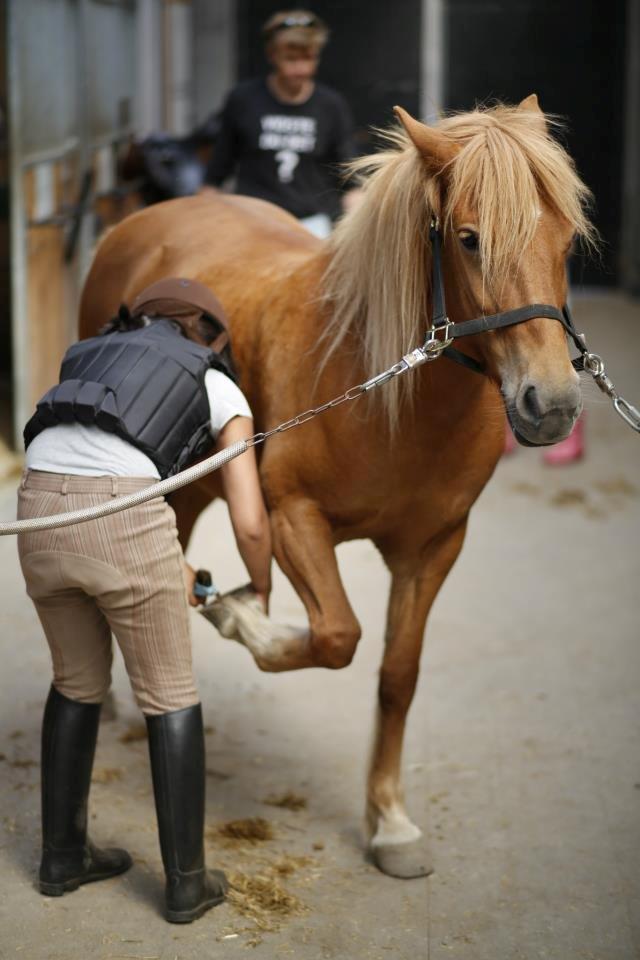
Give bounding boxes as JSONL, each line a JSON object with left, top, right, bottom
{"left": 262, "top": 791, "right": 308, "bottom": 812}
{"left": 596, "top": 478, "right": 638, "bottom": 499}
{"left": 227, "top": 869, "right": 307, "bottom": 932}
{"left": 550, "top": 488, "right": 588, "bottom": 508}
{"left": 509, "top": 481, "right": 541, "bottom": 498}
{"left": 206, "top": 768, "right": 231, "bottom": 781}
{"left": 118, "top": 724, "right": 147, "bottom": 744}
{"left": 210, "top": 818, "right": 274, "bottom": 845}
{"left": 92, "top": 767, "right": 124, "bottom": 784}
{"left": 270, "top": 854, "right": 315, "bottom": 877}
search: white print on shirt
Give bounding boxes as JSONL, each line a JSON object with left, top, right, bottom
{"left": 259, "top": 115, "right": 317, "bottom": 182}
{"left": 275, "top": 149, "right": 300, "bottom": 183}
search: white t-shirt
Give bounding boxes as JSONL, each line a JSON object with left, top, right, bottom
{"left": 25, "top": 368, "right": 252, "bottom": 478}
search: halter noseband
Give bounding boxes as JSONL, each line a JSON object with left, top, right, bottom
{"left": 426, "top": 218, "right": 587, "bottom": 376}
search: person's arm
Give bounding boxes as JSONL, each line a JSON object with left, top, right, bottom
{"left": 216, "top": 415, "right": 272, "bottom": 611}
{"left": 203, "top": 92, "right": 240, "bottom": 188}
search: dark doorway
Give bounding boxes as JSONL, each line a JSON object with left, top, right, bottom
{"left": 443, "top": 0, "right": 627, "bottom": 286}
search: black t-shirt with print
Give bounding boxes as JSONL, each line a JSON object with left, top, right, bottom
{"left": 205, "top": 79, "right": 355, "bottom": 219}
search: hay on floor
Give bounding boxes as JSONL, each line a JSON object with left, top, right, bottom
{"left": 262, "top": 791, "right": 308, "bottom": 811}
{"left": 210, "top": 817, "right": 275, "bottom": 845}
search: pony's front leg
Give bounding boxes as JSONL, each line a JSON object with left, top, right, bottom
{"left": 369, "top": 521, "right": 468, "bottom": 878}
{"left": 222, "top": 494, "right": 361, "bottom": 672}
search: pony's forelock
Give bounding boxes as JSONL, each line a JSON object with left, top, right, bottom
{"left": 320, "top": 102, "right": 597, "bottom": 430}
{"left": 442, "top": 106, "right": 597, "bottom": 283}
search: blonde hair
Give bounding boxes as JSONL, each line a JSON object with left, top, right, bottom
{"left": 320, "top": 103, "right": 597, "bottom": 429}
{"left": 262, "top": 9, "right": 329, "bottom": 51}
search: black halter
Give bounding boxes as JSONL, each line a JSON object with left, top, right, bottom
{"left": 427, "top": 219, "right": 587, "bottom": 376}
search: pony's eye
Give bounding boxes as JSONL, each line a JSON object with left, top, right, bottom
{"left": 459, "top": 231, "right": 479, "bottom": 251}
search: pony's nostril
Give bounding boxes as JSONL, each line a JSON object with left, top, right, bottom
{"left": 522, "top": 385, "right": 542, "bottom": 424}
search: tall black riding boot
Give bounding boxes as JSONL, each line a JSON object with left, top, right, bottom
{"left": 146, "top": 704, "right": 227, "bottom": 923}
{"left": 39, "top": 686, "right": 132, "bottom": 896}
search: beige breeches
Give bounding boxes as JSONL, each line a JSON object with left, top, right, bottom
{"left": 17, "top": 470, "right": 198, "bottom": 715}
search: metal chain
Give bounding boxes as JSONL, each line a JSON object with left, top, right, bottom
{"left": 245, "top": 384, "right": 367, "bottom": 448}
{"left": 245, "top": 346, "right": 437, "bottom": 449}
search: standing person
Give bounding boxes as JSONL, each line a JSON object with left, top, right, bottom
{"left": 17, "top": 278, "right": 272, "bottom": 923}
{"left": 204, "top": 9, "right": 360, "bottom": 238}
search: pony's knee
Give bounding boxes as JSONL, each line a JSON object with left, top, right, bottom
{"left": 312, "top": 623, "right": 361, "bottom": 669}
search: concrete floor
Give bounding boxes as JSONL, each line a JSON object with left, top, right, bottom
{"left": 0, "top": 293, "right": 638, "bottom": 960}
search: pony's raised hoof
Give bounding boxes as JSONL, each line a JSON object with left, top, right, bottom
{"left": 199, "top": 584, "right": 306, "bottom": 668}
{"left": 371, "top": 838, "right": 433, "bottom": 879}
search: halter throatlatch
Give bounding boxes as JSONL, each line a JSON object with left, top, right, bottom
{"left": 416, "top": 218, "right": 640, "bottom": 432}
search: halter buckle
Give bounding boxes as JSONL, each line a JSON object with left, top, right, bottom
{"left": 423, "top": 320, "right": 454, "bottom": 357}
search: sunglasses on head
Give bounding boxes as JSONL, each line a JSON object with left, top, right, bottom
{"left": 272, "top": 14, "right": 318, "bottom": 31}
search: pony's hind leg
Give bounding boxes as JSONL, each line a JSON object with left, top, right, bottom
{"left": 368, "top": 521, "right": 468, "bottom": 878}
{"left": 224, "top": 494, "right": 361, "bottom": 672}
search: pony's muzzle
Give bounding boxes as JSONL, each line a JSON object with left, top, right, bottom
{"left": 509, "top": 379, "right": 582, "bottom": 446}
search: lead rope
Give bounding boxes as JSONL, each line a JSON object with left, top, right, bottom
{"left": 0, "top": 348, "right": 431, "bottom": 536}
{"left": 2, "top": 243, "right": 639, "bottom": 534}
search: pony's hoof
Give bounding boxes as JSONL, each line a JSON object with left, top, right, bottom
{"left": 199, "top": 584, "right": 259, "bottom": 639}
{"left": 371, "top": 839, "right": 433, "bottom": 879}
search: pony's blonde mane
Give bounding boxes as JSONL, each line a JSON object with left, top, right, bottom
{"left": 320, "top": 103, "right": 596, "bottom": 428}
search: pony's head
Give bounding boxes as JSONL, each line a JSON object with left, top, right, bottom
{"left": 322, "top": 95, "right": 597, "bottom": 444}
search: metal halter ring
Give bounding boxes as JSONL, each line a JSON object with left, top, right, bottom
{"left": 582, "top": 352, "right": 605, "bottom": 377}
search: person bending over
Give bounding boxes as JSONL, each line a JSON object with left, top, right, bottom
{"left": 17, "top": 278, "right": 271, "bottom": 923}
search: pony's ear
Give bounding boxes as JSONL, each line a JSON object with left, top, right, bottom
{"left": 518, "top": 93, "right": 547, "bottom": 132}
{"left": 394, "top": 106, "right": 460, "bottom": 173}
{"left": 518, "top": 92, "right": 542, "bottom": 113}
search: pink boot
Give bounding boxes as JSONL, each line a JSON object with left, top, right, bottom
{"left": 503, "top": 418, "right": 517, "bottom": 455}
{"left": 543, "top": 413, "right": 585, "bottom": 465}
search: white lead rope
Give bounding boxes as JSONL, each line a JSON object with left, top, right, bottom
{"left": 0, "top": 345, "right": 429, "bottom": 537}
{"left": 2, "top": 440, "right": 247, "bottom": 536}
{"left": 2, "top": 333, "right": 638, "bottom": 536}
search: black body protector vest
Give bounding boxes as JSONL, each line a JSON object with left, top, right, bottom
{"left": 24, "top": 320, "right": 237, "bottom": 479}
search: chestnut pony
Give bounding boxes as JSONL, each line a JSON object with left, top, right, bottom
{"left": 79, "top": 96, "right": 594, "bottom": 878}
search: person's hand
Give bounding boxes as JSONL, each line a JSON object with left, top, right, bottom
{"left": 183, "top": 562, "right": 201, "bottom": 607}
